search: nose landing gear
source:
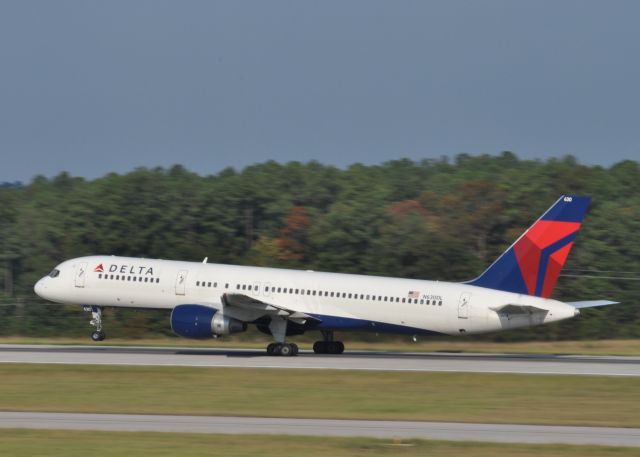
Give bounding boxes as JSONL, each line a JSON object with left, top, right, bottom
{"left": 84, "top": 306, "right": 106, "bottom": 341}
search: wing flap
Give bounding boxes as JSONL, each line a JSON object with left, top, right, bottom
{"left": 223, "top": 293, "right": 321, "bottom": 325}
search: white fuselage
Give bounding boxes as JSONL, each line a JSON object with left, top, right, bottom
{"left": 34, "top": 255, "right": 578, "bottom": 336}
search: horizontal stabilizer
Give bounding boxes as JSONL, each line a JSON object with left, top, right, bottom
{"left": 568, "top": 300, "right": 618, "bottom": 309}
{"left": 490, "top": 304, "right": 549, "bottom": 315}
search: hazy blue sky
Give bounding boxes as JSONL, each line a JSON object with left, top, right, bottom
{"left": 1, "top": 1, "right": 638, "bottom": 182}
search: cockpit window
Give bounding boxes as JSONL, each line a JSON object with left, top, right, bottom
{"left": 48, "top": 269, "right": 60, "bottom": 278}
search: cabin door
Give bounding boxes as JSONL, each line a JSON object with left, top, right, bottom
{"left": 458, "top": 293, "right": 471, "bottom": 319}
{"left": 74, "top": 262, "right": 88, "bottom": 288}
{"left": 175, "top": 270, "right": 188, "bottom": 295}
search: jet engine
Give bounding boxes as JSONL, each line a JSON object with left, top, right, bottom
{"left": 170, "top": 304, "right": 247, "bottom": 339}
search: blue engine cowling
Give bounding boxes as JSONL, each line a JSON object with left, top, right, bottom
{"left": 170, "top": 304, "right": 247, "bottom": 339}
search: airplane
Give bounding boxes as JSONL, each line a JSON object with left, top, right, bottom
{"left": 34, "top": 195, "right": 616, "bottom": 356}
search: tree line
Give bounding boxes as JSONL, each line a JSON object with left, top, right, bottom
{"left": 0, "top": 152, "right": 638, "bottom": 340}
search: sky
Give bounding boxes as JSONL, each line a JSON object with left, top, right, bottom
{"left": 1, "top": 0, "right": 639, "bottom": 183}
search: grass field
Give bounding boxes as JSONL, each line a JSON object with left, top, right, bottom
{"left": 2, "top": 336, "right": 640, "bottom": 356}
{"left": 1, "top": 364, "right": 639, "bottom": 427}
{"left": 1, "top": 430, "right": 636, "bottom": 457}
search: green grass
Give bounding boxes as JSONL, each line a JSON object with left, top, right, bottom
{"left": 3, "top": 336, "right": 640, "bottom": 356}
{"left": 1, "top": 364, "right": 639, "bottom": 427}
{"left": 1, "top": 429, "right": 637, "bottom": 457}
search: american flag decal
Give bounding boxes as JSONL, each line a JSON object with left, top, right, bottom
{"left": 408, "top": 290, "right": 420, "bottom": 299}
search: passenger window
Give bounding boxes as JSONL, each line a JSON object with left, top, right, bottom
{"left": 277, "top": 287, "right": 282, "bottom": 293}
{"left": 402, "top": 298, "right": 406, "bottom": 303}
{"left": 307, "top": 290, "right": 311, "bottom": 295}
{"left": 156, "top": 278, "right": 160, "bottom": 283}
{"left": 439, "top": 301, "right": 443, "bottom": 306}
{"left": 98, "top": 273, "right": 102, "bottom": 279}
{"left": 295, "top": 289, "right": 299, "bottom": 294}
{"left": 214, "top": 282, "right": 218, "bottom": 288}
{"left": 196, "top": 281, "right": 200, "bottom": 286}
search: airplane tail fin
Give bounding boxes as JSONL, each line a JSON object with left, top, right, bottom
{"left": 467, "top": 195, "right": 591, "bottom": 298}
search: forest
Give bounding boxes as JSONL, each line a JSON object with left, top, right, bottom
{"left": 0, "top": 152, "right": 638, "bottom": 341}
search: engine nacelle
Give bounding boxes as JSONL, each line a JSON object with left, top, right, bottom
{"left": 170, "top": 304, "right": 247, "bottom": 339}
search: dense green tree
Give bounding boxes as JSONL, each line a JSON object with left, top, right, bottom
{"left": 1, "top": 154, "right": 638, "bottom": 340}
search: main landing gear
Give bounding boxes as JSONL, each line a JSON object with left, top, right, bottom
{"left": 313, "top": 331, "right": 344, "bottom": 354}
{"left": 84, "top": 306, "right": 106, "bottom": 341}
{"left": 265, "top": 316, "right": 298, "bottom": 357}
{"left": 266, "top": 342, "right": 299, "bottom": 356}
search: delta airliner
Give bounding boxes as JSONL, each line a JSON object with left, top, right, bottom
{"left": 34, "top": 195, "right": 615, "bottom": 356}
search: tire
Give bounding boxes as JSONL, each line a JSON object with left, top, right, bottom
{"left": 279, "top": 344, "right": 292, "bottom": 357}
{"left": 266, "top": 343, "right": 276, "bottom": 356}
{"left": 291, "top": 343, "right": 299, "bottom": 356}
{"left": 91, "top": 332, "right": 102, "bottom": 342}
{"left": 313, "top": 341, "right": 325, "bottom": 354}
{"left": 335, "top": 341, "right": 345, "bottom": 354}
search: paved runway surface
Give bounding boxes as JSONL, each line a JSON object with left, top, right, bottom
{"left": 0, "top": 344, "right": 638, "bottom": 376}
{"left": 1, "top": 412, "right": 639, "bottom": 446}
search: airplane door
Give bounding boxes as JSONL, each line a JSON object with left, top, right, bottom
{"left": 458, "top": 293, "right": 471, "bottom": 319}
{"left": 75, "top": 262, "right": 88, "bottom": 288}
{"left": 175, "top": 270, "right": 188, "bottom": 295}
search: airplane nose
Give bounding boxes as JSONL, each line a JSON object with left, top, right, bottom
{"left": 34, "top": 278, "right": 46, "bottom": 298}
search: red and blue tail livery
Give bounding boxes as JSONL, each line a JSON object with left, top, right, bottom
{"left": 468, "top": 195, "right": 591, "bottom": 298}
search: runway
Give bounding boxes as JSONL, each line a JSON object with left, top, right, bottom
{"left": 1, "top": 412, "right": 639, "bottom": 446}
{"left": 0, "top": 344, "right": 639, "bottom": 376}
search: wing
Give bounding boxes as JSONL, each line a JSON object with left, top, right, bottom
{"left": 222, "top": 293, "right": 321, "bottom": 325}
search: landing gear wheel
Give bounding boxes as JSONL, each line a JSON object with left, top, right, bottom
{"left": 91, "top": 331, "right": 105, "bottom": 342}
{"left": 313, "top": 341, "right": 325, "bottom": 354}
{"left": 266, "top": 342, "right": 298, "bottom": 356}
{"left": 281, "top": 343, "right": 298, "bottom": 357}
{"left": 313, "top": 340, "right": 345, "bottom": 354}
